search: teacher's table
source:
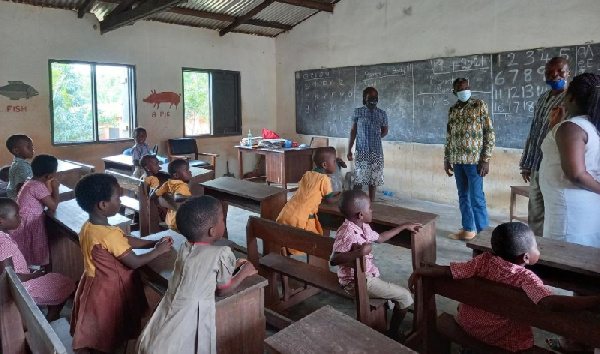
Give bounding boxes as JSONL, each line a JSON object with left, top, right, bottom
{"left": 468, "top": 229, "right": 600, "bottom": 295}
{"left": 160, "top": 163, "right": 214, "bottom": 195}
{"left": 265, "top": 306, "right": 417, "bottom": 354}
{"left": 236, "top": 146, "right": 315, "bottom": 190}
{"left": 102, "top": 154, "right": 134, "bottom": 174}
{"left": 200, "top": 177, "right": 287, "bottom": 221}
{"left": 135, "top": 229, "right": 267, "bottom": 354}
{"left": 45, "top": 199, "right": 131, "bottom": 281}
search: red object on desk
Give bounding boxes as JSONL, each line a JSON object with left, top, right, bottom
{"left": 262, "top": 128, "right": 280, "bottom": 139}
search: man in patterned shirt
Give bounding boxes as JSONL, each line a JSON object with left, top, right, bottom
{"left": 520, "top": 57, "right": 571, "bottom": 236}
{"left": 444, "top": 78, "right": 495, "bottom": 240}
{"left": 409, "top": 222, "right": 600, "bottom": 352}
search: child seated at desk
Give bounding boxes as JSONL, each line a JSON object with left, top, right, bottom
{"left": 408, "top": 222, "right": 600, "bottom": 352}
{"left": 137, "top": 196, "right": 257, "bottom": 354}
{"left": 330, "top": 190, "right": 421, "bottom": 340}
{"left": 10, "top": 154, "right": 60, "bottom": 267}
{"left": 140, "top": 154, "right": 170, "bottom": 190}
{"left": 0, "top": 198, "right": 75, "bottom": 321}
{"left": 153, "top": 158, "right": 192, "bottom": 231}
{"left": 5, "top": 134, "right": 34, "bottom": 199}
{"left": 132, "top": 127, "right": 153, "bottom": 178}
{"left": 0, "top": 165, "right": 9, "bottom": 197}
{"left": 70, "top": 173, "right": 173, "bottom": 353}
{"left": 276, "top": 147, "right": 340, "bottom": 255}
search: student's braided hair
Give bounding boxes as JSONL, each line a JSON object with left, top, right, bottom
{"left": 567, "top": 73, "right": 600, "bottom": 130}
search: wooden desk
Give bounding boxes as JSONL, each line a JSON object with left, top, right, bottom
{"left": 160, "top": 163, "right": 214, "bottom": 195}
{"left": 102, "top": 154, "right": 134, "bottom": 174}
{"left": 318, "top": 202, "right": 438, "bottom": 270}
{"left": 467, "top": 228, "right": 600, "bottom": 295}
{"left": 509, "top": 185, "right": 530, "bottom": 223}
{"left": 45, "top": 199, "right": 131, "bottom": 281}
{"left": 236, "top": 146, "right": 315, "bottom": 190}
{"left": 134, "top": 230, "right": 268, "bottom": 354}
{"left": 58, "top": 184, "right": 74, "bottom": 202}
{"left": 56, "top": 159, "right": 84, "bottom": 188}
{"left": 200, "top": 177, "right": 287, "bottom": 221}
{"left": 264, "top": 306, "right": 417, "bottom": 354}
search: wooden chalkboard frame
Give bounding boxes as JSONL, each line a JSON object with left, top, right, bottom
{"left": 295, "top": 43, "right": 600, "bottom": 149}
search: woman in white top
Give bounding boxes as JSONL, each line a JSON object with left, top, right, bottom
{"left": 539, "top": 73, "right": 600, "bottom": 248}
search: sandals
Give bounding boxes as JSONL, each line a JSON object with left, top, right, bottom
{"left": 545, "top": 338, "right": 593, "bottom": 354}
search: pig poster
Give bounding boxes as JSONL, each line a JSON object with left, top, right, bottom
{"left": 143, "top": 90, "right": 181, "bottom": 109}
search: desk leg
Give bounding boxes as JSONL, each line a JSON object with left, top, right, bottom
{"left": 509, "top": 189, "right": 516, "bottom": 222}
{"left": 410, "top": 219, "right": 436, "bottom": 337}
{"left": 238, "top": 149, "right": 243, "bottom": 180}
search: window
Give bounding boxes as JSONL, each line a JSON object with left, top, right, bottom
{"left": 182, "top": 68, "right": 241, "bottom": 137}
{"left": 49, "top": 60, "right": 136, "bottom": 144}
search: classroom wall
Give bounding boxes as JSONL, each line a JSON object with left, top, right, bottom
{"left": 0, "top": 1, "right": 276, "bottom": 177}
{"left": 275, "top": 0, "right": 600, "bottom": 215}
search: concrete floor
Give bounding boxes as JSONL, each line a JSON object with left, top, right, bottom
{"left": 225, "top": 191, "right": 564, "bottom": 352}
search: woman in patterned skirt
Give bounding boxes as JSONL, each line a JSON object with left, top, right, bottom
{"left": 347, "top": 87, "right": 389, "bottom": 202}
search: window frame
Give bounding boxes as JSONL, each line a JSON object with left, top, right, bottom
{"left": 48, "top": 59, "right": 137, "bottom": 146}
{"left": 181, "top": 67, "right": 242, "bottom": 138}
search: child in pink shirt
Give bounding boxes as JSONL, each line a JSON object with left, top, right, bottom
{"left": 10, "top": 154, "right": 60, "bottom": 267}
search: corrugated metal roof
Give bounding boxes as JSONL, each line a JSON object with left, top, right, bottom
{"left": 253, "top": 2, "right": 317, "bottom": 26}
{"left": 147, "top": 11, "right": 228, "bottom": 30}
{"left": 3, "top": 0, "right": 340, "bottom": 37}
{"left": 234, "top": 23, "right": 283, "bottom": 37}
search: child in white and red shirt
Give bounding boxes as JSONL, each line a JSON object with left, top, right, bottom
{"left": 409, "top": 222, "right": 600, "bottom": 352}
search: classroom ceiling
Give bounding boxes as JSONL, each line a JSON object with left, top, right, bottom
{"left": 4, "top": 0, "right": 340, "bottom": 37}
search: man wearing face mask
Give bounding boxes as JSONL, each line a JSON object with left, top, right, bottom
{"left": 444, "top": 78, "right": 495, "bottom": 240}
{"left": 347, "top": 86, "right": 388, "bottom": 202}
{"left": 519, "top": 57, "right": 570, "bottom": 236}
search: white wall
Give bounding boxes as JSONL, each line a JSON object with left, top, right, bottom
{"left": 0, "top": 1, "right": 276, "bottom": 176}
{"left": 275, "top": 0, "right": 600, "bottom": 214}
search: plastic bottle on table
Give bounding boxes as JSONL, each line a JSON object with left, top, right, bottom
{"left": 247, "top": 129, "right": 252, "bottom": 148}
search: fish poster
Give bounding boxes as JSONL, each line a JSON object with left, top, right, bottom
{"left": 0, "top": 81, "right": 38, "bottom": 100}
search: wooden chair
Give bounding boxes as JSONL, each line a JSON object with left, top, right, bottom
{"left": 167, "top": 138, "right": 219, "bottom": 171}
{"left": 246, "top": 216, "right": 388, "bottom": 333}
{"left": 415, "top": 264, "right": 600, "bottom": 354}
{"left": 0, "top": 264, "right": 73, "bottom": 354}
{"left": 310, "top": 137, "right": 329, "bottom": 148}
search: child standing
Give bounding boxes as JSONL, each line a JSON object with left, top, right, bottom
{"left": 276, "top": 147, "right": 340, "bottom": 254}
{"left": 137, "top": 196, "right": 257, "bottom": 354}
{"left": 140, "top": 154, "right": 170, "bottom": 190}
{"left": 132, "top": 127, "right": 153, "bottom": 178}
{"left": 408, "top": 222, "right": 600, "bottom": 352}
{"left": 154, "top": 158, "right": 192, "bottom": 230}
{"left": 330, "top": 190, "right": 421, "bottom": 339}
{"left": 0, "top": 198, "right": 75, "bottom": 321}
{"left": 70, "top": 173, "right": 173, "bottom": 353}
{"left": 10, "top": 154, "right": 60, "bottom": 267}
{"left": 0, "top": 165, "right": 9, "bottom": 197}
{"left": 5, "top": 134, "right": 34, "bottom": 199}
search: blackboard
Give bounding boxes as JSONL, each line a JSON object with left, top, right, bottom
{"left": 295, "top": 43, "right": 600, "bottom": 149}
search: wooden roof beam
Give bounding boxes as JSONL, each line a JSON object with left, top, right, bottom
{"left": 274, "top": 0, "right": 333, "bottom": 12}
{"left": 169, "top": 7, "right": 291, "bottom": 31}
{"left": 77, "top": 0, "right": 96, "bottom": 18}
{"left": 100, "top": 0, "right": 183, "bottom": 33}
{"left": 219, "top": 0, "right": 274, "bottom": 36}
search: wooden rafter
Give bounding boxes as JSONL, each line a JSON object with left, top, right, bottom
{"left": 99, "top": 0, "right": 183, "bottom": 33}
{"left": 274, "top": 0, "right": 333, "bottom": 12}
{"left": 77, "top": 0, "right": 96, "bottom": 18}
{"left": 219, "top": 0, "right": 274, "bottom": 36}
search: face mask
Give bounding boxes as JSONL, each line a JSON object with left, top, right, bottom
{"left": 456, "top": 90, "right": 471, "bottom": 102}
{"left": 546, "top": 79, "right": 566, "bottom": 91}
{"left": 367, "top": 98, "right": 378, "bottom": 106}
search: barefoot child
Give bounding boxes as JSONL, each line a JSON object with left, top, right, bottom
{"left": 276, "top": 147, "right": 340, "bottom": 255}
{"left": 70, "top": 173, "right": 173, "bottom": 353}
{"left": 330, "top": 189, "right": 421, "bottom": 339}
{"left": 5, "top": 134, "right": 34, "bottom": 199}
{"left": 153, "top": 158, "right": 192, "bottom": 230}
{"left": 140, "top": 154, "right": 170, "bottom": 190}
{"left": 137, "top": 196, "right": 257, "bottom": 354}
{"left": 0, "top": 198, "right": 75, "bottom": 321}
{"left": 408, "top": 222, "right": 600, "bottom": 352}
{"left": 10, "top": 154, "right": 60, "bottom": 267}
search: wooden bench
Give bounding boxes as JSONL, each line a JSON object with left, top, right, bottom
{"left": 0, "top": 266, "right": 73, "bottom": 353}
{"left": 246, "top": 216, "right": 388, "bottom": 332}
{"left": 56, "top": 159, "right": 95, "bottom": 189}
{"left": 509, "top": 185, "right": 530, "bottom": 223}
{"left": 418, "top": 267, "right": 600, "bottom": 354}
